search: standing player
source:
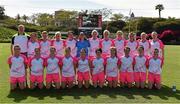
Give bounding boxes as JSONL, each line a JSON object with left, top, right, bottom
{"left": 51, "top": 31, "right": 65, "bottom": 57}
{"left": 61, "top": 47, "right": 76, "bottom": 89}
{"left": 133, "top": 46, "right": 148, "bottom": 88}
{"left": 90, "top": 48, "right": 105, "bottom": 88}
{"left": 8, "top": 45, "right": 28, "bottom": 90}
{"left": 113, "top": 31, "right": 126, "bottom": 58}
{"left": 105, "top": 47, "right": 120, "bottom": 88}
{"left": 89, "top": 30, "right": 101, "bottom": 60}
{"left": 100, "top": 30, "right": 113, "bottom": 58}
{"left": 40, "top": 31, "right": 51, "bottom": 58}
{"left": 119, "top": 47, "right": 134, "bottom": 88}
{"left": 45, "top": 47, "right": 61, "bottom": 89}
{"left": 64, "top": 31, "right": 77, "bottom": 57}
{"left": 126, "top": 32, "right": 139, "bottom": 57}
{"left": 76, "top": 48, "right": 90, "bottom": 88}
{"left": 150, "top": 31, "right": 164, "bottom": 59}
{"left": 147, "top": 48, "right": 164, "bottom": 89}
{"left": 27, "top": 32, "right": 40, "bottom": 58}
{"left": 76, "top": 32, "right": 90, "bottom": 57}
{"left": 29, "top": 48, "right": 45, "bottom": 89}
{"left": 138, "top": 32, "right": 151, "bottom": 56}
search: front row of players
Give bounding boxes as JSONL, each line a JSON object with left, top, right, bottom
{"left": 8, "top": 45, "right": 163, "bottom": 91}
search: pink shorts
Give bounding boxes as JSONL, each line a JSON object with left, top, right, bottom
{"left": 92, "top": 72, "right": 105, "bottom": 83}
{"left": 106, "top": 76, "right": 118, "bottom": 82}
{"left": 30, "top": 75, "right": 43, "bottom": 83}
{"left": 77, "top": 71, "right": 90, "bottom": 81}
{"left": 119, "top": 72, "right": 134, "bottom": 83}
{"left": 46, "top": 73, "right": 60, "bottom": 83}
{"left": 148, "top": 72, "right": 161, "bottom": 84}
{"left": 61, "top": 76, "right": 74, "bottom": 83}
{"left": 134, "top": 72, "right": 146, "bottom": 82}
{"left": 10, "top": 76, "right": 25, "bottom": 84}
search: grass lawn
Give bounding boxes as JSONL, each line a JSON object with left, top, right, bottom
{"left": 0, "top": 43, "right": 180, "bottom": 103}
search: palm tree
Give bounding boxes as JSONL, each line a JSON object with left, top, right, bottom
{"left": 16, "top": 14, "right": 21, "bottom": 22}
{"left": 155, "top": 4, "right": 164, "bottom": 18}
{"left": 22, "top": 14, "right": 28, "bottom": 23}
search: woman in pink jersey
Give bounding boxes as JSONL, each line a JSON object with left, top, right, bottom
{"left": 89, "top": 30, "right": 101, "bottom": 60}
{"left": 139, "top": 32, "right": 151, "bottom": 57}
{"left": 51, "top": 31, "right": 65, "bottom": 57}
{"left": 105, "top": 47, "right": 120, "bottom": 88}
{"left": 76, "top": 48, "right": 90, "bottom": 88}
{"left": 113, "top": 31, "right": 126, "bottom": 58}
{"left": 150, "top": 31, "right": 164, "bottom": 59}
{"left": 45, "top": 47, "right": 61, "bottom": 89}
{"left": 61, "top": 47, "right": 76, "bottom": 89}
{"left": 119, "top": 47, "right": 134, "bottom": 88}
{"left": 64, "top": 31, "right": 77, "bottom": 57}
{"left": 29, "top": 48, "right": 45, "bottom": 89}
{"left": 39, "top": 31, "right": 51, "bottom": 58}
{"left": 8, "top": 45, "right": 28, "bottom": 90}
{"left": 147, "top": 48, "right": 164, "bottom": 89}
{"left": 126, "top": 32, "right": 139, "bottom": 57}
{"left": 90, "top": 48, "right": 105, "bottom": 88}
{"left": 27, "top": 32, "right": 40, "bottom": 58}
{"left": 100, "top": 30, "right": 113, "bottom": 58}
{"left": 133, "top": 46, "right": 148, "bottom": 88}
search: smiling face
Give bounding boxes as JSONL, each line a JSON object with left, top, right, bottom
{"left": 153, "top": 49, "right": 159, "bottom": 58}
{"left": 138, "top": 46, "right": 144, "bottom": 56}
{"left": 95, "top": 48, "right": 102, "bottom": 58}
{"left": 65, "top": 47, "right": 71, "bottom": 56}
{"left": 42, "top": 31, "right": 48, "bottom": 40}
{"left": 103, "top": 31, "right": 109, "bottom": 39}
{"left": 129, "top": 33, "right": 135, "bottom": 41}
{"left": 34, "top": 48, "right": 40, "bottom": 57}
{"left": 68, "top": 32, "right": 74, "bottom": 39}
{"left": 110, "top": 47, "right": 117, "bottom": 57}
{"left": 80, "top": 49, "right": 86, "bottom": 59}
{"left": 116, "top": 31, "right": 123, "bottom": 39}
{"left": 50, "top": 47, "right": 56, "bottom": 56}
{"left": 92, "top": 31, "right": 98, "bottom": 38}
{"left": 141, "top": 33, "right": 147, "bottom": 41}
{"left": 55, "top": 33, "right": 61, "bottom": 41}
{"left": 14, "top": 45, "right": 21, "bottom": 56}
{"left": 30, "top": 33, "right": 37, "bottom": 41}
{"left": 151, "top": 32, "right": 158, "bottom": 40}
{"left": 18, "top": 25, "right": 25, "bottom": 34}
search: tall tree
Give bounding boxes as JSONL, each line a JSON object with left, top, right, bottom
{"left": 110, "top": 13, "right": 124, "bottom": 21}
{"left": 155, "top": 4, "right": 164, "bottom": 18}
{"left": 22, "top": 14, "right": 28, "bottom": 23}
{"left": 0, "top": 6, "right": 5, "bottom": 19}
{"left": 36, "top": 13, "right": 54, "bottom": 26}
{"left": 16, "top": 14, "right": 21, "bottom": 22}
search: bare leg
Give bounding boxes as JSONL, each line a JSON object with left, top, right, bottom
{"left": 61, "top": 82, "right": 66, "bottom": 89}
{"left": 46, "top": 82, "right": 51, "bottom": 89}
{"left": 19, "top": 82, "right": 25, "bottom": 90}
{"left": 84, "top": 81, "right": 90, "bottom": 88}
{"left": 78, "top": 81, "right": 83, "bottom": 88}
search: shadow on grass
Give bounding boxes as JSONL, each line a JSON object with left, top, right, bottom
{"left": 7, "top": 85, "right": 180, "bottom": 103}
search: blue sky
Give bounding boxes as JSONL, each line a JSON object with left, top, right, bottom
{"left": 1, "top": 0, "right": 180, "bottom": 18}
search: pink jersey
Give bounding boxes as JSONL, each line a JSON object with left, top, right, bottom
{"left": 119, "top": 56, "right": 133, "bottom": 72}
{"left": 27, "top": 41, "right": 40, "bottom": 58}
{"left": 89, "top": 38, "right": 100, "bottom": 57}
{"left": 148, "top": 57, "right": 163, "bottom": 74}
{"left": 45, "top": 56, "right": 61, "bottom": 74}
{"left": 40, "top": 40, "right": 51, "bottom": 58}
{"left": 150, "top": 39, "right": 164, "bottom": 58}
{"left": 7, "top": 55, "right": 28, "bottom": 77}
{"left": 100, "top": 39, "right": 113, "bottom": 56}
{"left": 126, "top": 40, "right": 139, "bottom": 57}
{"left": 29, "top": 57, "right": 45, "bottom": 76}
{"left": 113, "top": 39, "right": 126, "bottom": 58}
{"left": 106, "top": 57, "right": 120, "bottom": 77}
{"left": 61, "top": 56, "right": 76, "bottom": 77}
{"left": 92, "top": 58, "right": 105, "bottom": 75}
{"left": 139, "top": 40, "right": 151, "bottom": 56}
{"left": 77, "top": 58, "right": 90, "bottom": 73}
{"left": 134, "top": 55, "right": 148, "bottom": 73}
{"left": 51, "top": 40, "right": 65, "bottom": 57}
{"left": 64, "top": 39, "right": 77, "bottom": 57}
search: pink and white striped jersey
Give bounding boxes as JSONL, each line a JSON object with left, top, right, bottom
{"left": 133, "top": 55, "right": 148, "bottom": 73}
{"left": 113, "top": 39, "right": 126, "bottom": 58}
{"left": 100, "top": 39, "right": 113, "bottom": 57}
{"left": 126, "top": 40, "right": 139, "bottom": 57}
{"left": 92, "top": 58, "right": 105, "bottom": 75}
{"left": 45, "top": 56, "right": 61, "bottom": 74}
{"left": 139, "top": 40, "right": 151, "bottom": 56}
{"left": 89, "top": 38, "right": 100, "bottom": 57}
{"left": 40, "top": 40, "right": 51, "bottom": 58}
{"left": 64, "top": 39, "right": 77, "bottom": 57}
{"left": 105, "top": 57, "right": 120, "bottom": 77}
{"left": 148, "top": 57, "right": 163, "bottom": 74}
{"left": 77, "top": 58, "right": 90, "bottom": 73}
{"left": 61, "top": 56, "right": 76, "bottom": 77}
{"left": 7, "top": 55, "right": 28, "bottom": 77}
{"left": 29, "top": 57, "right": 45, "bottom": 76}
{"left": 149, "top": 39, "right": 164, "bottom": 58}
{"left": 119, "top": 56, "right": 133, "bottom": 72}
{"left": 27, "top": 41, "right": 40, "bottom": 58}
{"left": 51, "top": 40, "right": 65, "bottom": 57}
